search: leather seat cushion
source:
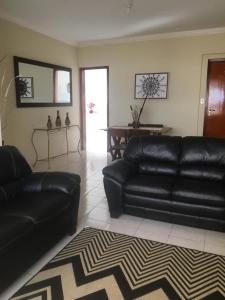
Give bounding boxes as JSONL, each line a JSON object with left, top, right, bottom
{"left": 172, "top": 179, "right": 225, "bottom": 207}
{"left": 124, "top": 193, "right": 171, "bottom": 211}
{"left": 171, "top": 201, "right": 225, "bottom": 219}
{"left": 124, "top": 175, "right": 174, "bottom": 200}
{"left": 1, "top": 192, "right": 71, "bottom": 224}
{"left": 0, "top": 215, "right": 34, "bottom": 252}
{"left": 180, "top": 137, "right": 225, "bottom": 181}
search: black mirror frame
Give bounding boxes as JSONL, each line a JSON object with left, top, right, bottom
{"left": 14, "top": 56, "right": 73, "bottom": 108}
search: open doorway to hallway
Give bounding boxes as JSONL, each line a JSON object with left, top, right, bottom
{"left": 80, "top": 67, "right": 108, "bottom": 154}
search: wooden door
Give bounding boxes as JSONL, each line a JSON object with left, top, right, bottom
{"left": 204, "top": 59, "right": 225, "bottom": 137}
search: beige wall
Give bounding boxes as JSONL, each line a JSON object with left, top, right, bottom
{"left": 1, "top": 17, "right": 225, "bottom": 165}
{"left": 78, "top": 34, "right": 225, "bottom": 136}
{"left": 0, "top": 18, "right": 79, "bottom": 164}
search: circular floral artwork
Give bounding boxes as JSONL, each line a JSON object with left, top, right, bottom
{"left": 135, "top": 73, "right": 168, "bottom": 99}
{"left": 18, "top": 77, "right": 33, "bottom": 98}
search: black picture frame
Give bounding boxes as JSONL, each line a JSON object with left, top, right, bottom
{"left": 135, "top": 72, "right": 168, "bottom": 99}
{"left": 14, "top": 56, "right": 73, "bottom": 108}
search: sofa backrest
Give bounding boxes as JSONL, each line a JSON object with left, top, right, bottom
{"left": 180, "top": 137, "right": 225, "bottom": 181}
{"left": 0, "top": 146, "right": 32, "bottom": 204}
{"left": 124, "top": 136, "right": 182, "bottom": 176}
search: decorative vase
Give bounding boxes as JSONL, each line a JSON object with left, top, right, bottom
{"left": 132, "top": 121, "right": 140, "bottom": 128}
{"left": 47, "top": 115, "right": 52, "bottom": 129}
{"left": 55, "top": 110, "right": 61, "bottom": 127}
{"left": 130, "top": 97, "right": 148, "bottom": 129}
{"left": 130, "top": 105, "right": 140, "bottom": 128}
{"left": 65, "top": 112, "right": 70, "bottom": 126}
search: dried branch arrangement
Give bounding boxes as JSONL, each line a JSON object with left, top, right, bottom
{"left": 0, "top": 55, "right": 21, "bottom": 132}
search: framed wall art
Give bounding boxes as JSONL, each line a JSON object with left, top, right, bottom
{"left": 135, "top": 72, "right": 168, "bottom": 99}
{"left": 18, "top": 77, "right": 34, "bottom": 98}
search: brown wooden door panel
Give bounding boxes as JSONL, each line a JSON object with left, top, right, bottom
{"left": 204, "top": 60, "right": 225, "bottom": 137}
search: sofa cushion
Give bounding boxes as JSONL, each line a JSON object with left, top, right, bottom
{"left": 171, "top": 201, "right": 225, "bottom": 220}
{"left": 1, "top": 192, "right": 71, "bottom": 224}
{"left": 0, "top": 180, "right": 24, "bottom": 205}
{"left": 0, "top": 146, "right": 32, "bottom": 205}
{"left": 0, "top": 146, "right": 31, "bottom": 185}
{"left": 124, "top": 194, "right": 171, "bottom": 211}
{"left": 172, "top": 179, "right": 225, "bottom": 207}
{"left": 180, "top": 137, "right": 225, "bottom": 181}
{"left": 0, "top": 215, "right": 34, "bottom": 252}
{"left": 139, "top": 161, "right": 178, "bottom": 177}
{"left": 0, "top": 187, "right": 6, "bottom": 205}
{"left": 124, "top": 136, "right": 182, "bottom": 176}
{"left": 124, "top": 174, "right": 175, "bottom": 200}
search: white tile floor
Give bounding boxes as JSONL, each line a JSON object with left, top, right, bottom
{"left": 1, "top": 151, "right": 225, "bottom": 299}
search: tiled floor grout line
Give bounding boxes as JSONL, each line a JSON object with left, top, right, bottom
{"left": 166, "top": 225, "right": 173, "bottom": 243}
{"left": 203, "top": 230, "right": 206, "bottom": 252}
{"left": 133, "top": 218, "right": 145, "bottom": 236}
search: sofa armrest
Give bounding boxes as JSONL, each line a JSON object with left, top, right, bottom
{"left": 102, "top": 159, "right": 138, "bottom": 184}
{"left": 21, "top": 172, "right": 81, "bottom": 195}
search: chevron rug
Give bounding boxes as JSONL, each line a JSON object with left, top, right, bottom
{"left": 11, "top": 227, "right": 225, "bottom": 300}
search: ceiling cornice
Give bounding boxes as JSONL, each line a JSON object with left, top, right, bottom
{"left": 77, "top": 27, "right": 225, "bottom": 48}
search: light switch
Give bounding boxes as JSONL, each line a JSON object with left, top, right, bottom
{"left": 200, "top": 98, "right": 205, "bottom": 104}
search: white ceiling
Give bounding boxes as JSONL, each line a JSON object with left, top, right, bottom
{"left": 0, "top": 0, "right": 225, "bottom": 46}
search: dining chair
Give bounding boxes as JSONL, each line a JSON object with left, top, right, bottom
{"left": 108, "top": 128, "right": 128, "bottom": 160}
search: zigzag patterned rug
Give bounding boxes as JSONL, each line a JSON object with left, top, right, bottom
{"left": 11, "top": 227, "right": 225, "bottom": 300}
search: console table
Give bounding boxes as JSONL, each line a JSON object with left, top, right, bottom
{"left": 103, "top": 126, "right": 172, "bottom": 135}
{"left": 31, "top": 124, "right": 80, "bottom": 168}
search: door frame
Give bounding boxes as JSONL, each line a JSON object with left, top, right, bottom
{"left": 79, "top": 66, "right": 109, "bottom": 150}
{"left": 203, "top": 58, "right": 225, "bottom": 136}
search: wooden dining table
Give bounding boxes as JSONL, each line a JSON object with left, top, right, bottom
{"left": 102, "top": 125, "right": 172, "bottom": 159}
{"left": 102, "top": 125, "right": 172, "bottom": 135}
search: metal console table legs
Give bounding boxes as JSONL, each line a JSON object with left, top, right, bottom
{"left": 31, "top": 124, "right": 80, "bottom": 168}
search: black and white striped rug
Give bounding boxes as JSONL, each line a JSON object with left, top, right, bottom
{"left": 11, "top": 227, "right": 225, "bottom": 300}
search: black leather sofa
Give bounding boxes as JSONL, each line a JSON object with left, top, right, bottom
{"left": 0, "top": 146, "right": 80, "bottom": 292}
{"left": 103, "top": 136, "right": 225, "bottom": 232}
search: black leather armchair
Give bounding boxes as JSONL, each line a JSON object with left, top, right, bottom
{"left": 103, "top": 136, "right": 225, "bottom": 232}
{"left": 0, "top": 146, "right": 80, "bottom": 292}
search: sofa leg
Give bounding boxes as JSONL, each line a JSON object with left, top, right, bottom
{"left": 68, "top": 216, "right": 77, "bottom": 235}
{"left": 110, "top": 212, "right": 121, "bottom": 218}
{"left": 68, "top": 202, "right": 79, "bottom": 235}
{"left": 68, "top": 224, "right": 77, "bottom": 235}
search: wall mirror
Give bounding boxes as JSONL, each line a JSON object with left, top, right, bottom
{"left": 14, "top": 56, "right": 72, "bottom": 107}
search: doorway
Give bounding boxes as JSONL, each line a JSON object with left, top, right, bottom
{"left": 204, "top": 59, "right": 225, "bottom": 137}
{"left": 80, "top": 67, "right": 108, "bottom": 153}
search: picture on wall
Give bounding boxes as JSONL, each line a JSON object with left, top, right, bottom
{"left": 18, "top": 77, "right": 34, "bottom": 98}
{"left": 135, "top": 73, "right": 168, "bottom": 99}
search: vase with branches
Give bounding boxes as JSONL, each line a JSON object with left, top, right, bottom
{"left": 130, "top": 93, "right": 148, "bottom": 128}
